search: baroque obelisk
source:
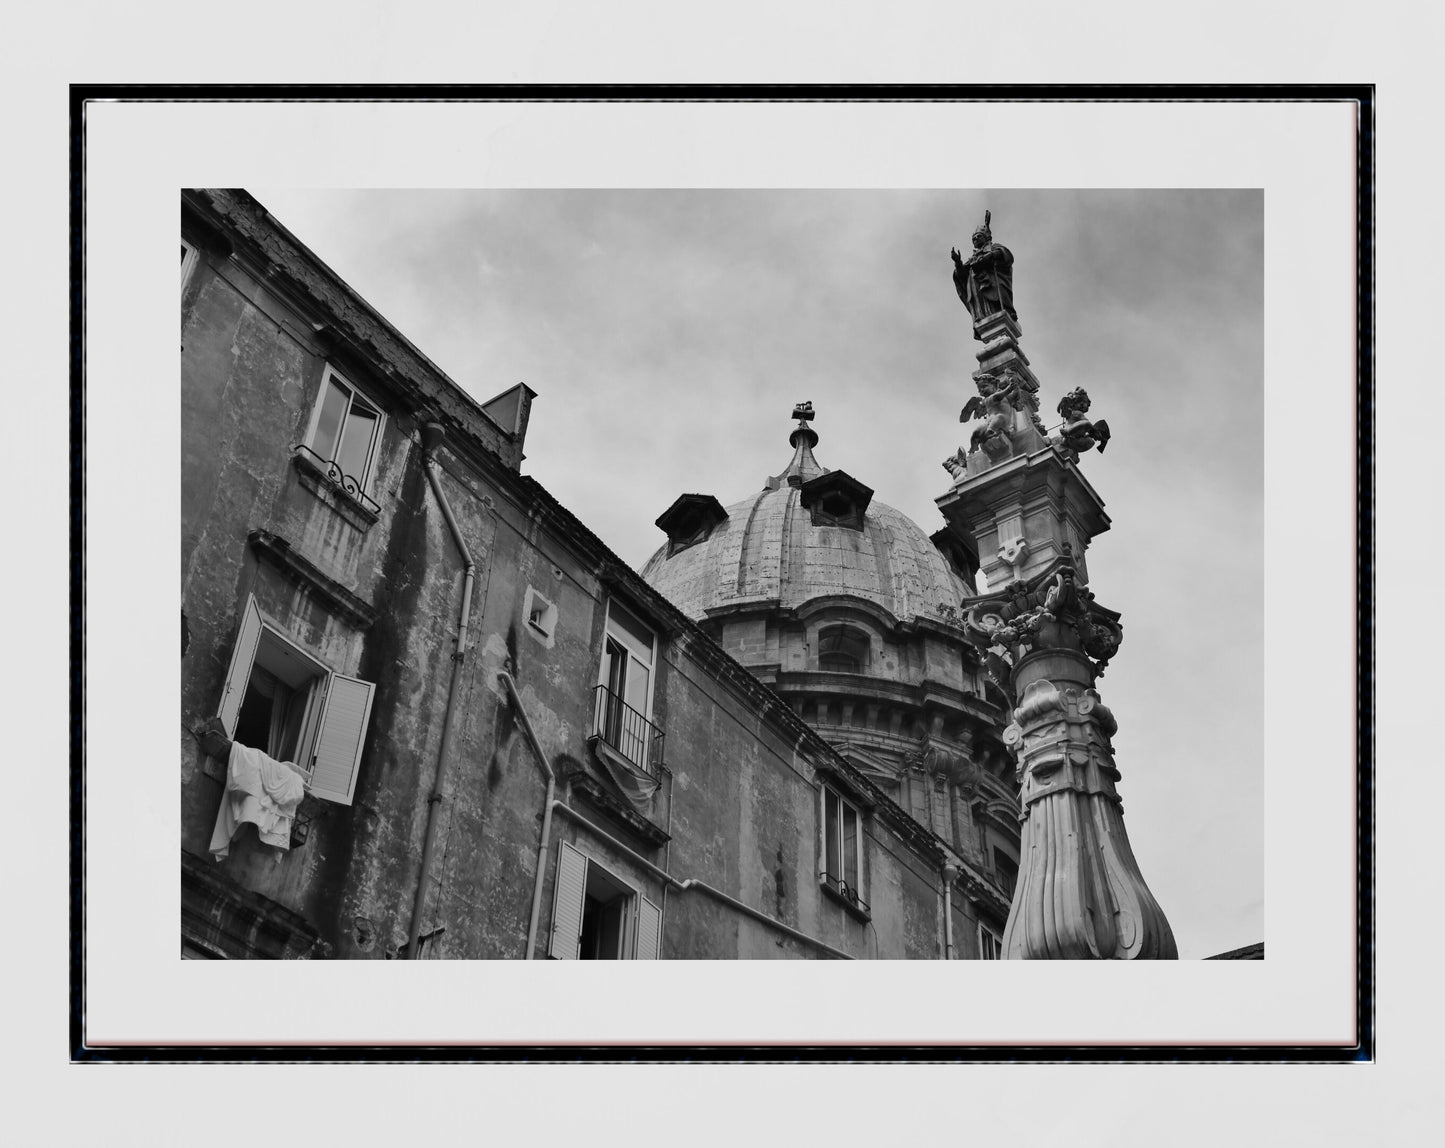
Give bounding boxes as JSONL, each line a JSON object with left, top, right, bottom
{"left": 937, "top": 211, "right": 1177, "bottom": 959}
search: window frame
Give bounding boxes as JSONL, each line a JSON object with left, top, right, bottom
{"left": 181, "top": 237, "right": 199, "bottom": 289}
{"left": 816, "top": 623, "right": 870, "bottom": 674}
{"left": 301, "top": 363, "right": 387, "bottom": 496}
{"left": 523, "top": 585, "right": 558, "bottom": 641}
{"left": 598, "top": 599, "right": 658, "bottom": 721}
{"left": 594, "top": 598, "right": 662, "bottom": 777}
{"left": 548, "top": 841, "right": 662, "bottom": 960}
{"left": 978, "top": 920, "right": 1003, "bottom": 960}
{"left": 818, "top": 783, "right": 869, "bottom": 916}
{"left": 216, "top": 594, "right": 375, "bottom": 805}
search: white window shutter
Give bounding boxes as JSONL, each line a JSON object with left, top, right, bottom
{"left": 635, "top": 896, "right": 662, "bottom": 960}
{"left": 549, "top": 842, "right": 588, "bottom": 960}
{"left": 217, "top": 595, "right": 264, "bottom": 738}
{"left": 307, "top": 673, "right": 375, "bottom": 805}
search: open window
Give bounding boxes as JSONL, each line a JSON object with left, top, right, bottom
{"left": 593, "top": 599, "right": 662, "bottom": 779}
{"left": 217, "top": 595, "right": 375, "bottom": 805}
{"left": 819, "top": 784, "right": 869, "bottom": 917}
{"left": 299, "top": 363, "right": 386, "bottom": 498}
{"left": 181, "top": 237, "right": 199, "bottom": 289}
{"left": 548, "top": 841, "right": 661, "bottom": 960}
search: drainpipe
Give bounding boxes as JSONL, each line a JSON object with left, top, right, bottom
{"left": 942, "top": 861, "right": 958, "bottom": 960}
{"left": 659, "top": 763, "right": 674, "bottom": 950}
{"left": 407, "top": 423, "right": 476, "bottom": 960}
{"left": 498, "top": 671, "right": 557, "bottom": 960}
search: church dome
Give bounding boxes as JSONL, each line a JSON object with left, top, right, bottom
{"left": 641, "top": 407, "right": 970, "bottom": 626}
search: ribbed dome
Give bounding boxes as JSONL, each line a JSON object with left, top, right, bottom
{"left": 641, "top": 411, "right": 969, "bottom": 625}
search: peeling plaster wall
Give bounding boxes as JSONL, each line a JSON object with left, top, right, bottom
{"left": 181, "top": 194, "right": 991, "bottom": 962}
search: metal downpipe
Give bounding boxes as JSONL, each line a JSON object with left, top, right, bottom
{"left": 942, "top": 861, "right": 958, "bottom": 960}
{"left": 497, "top": 671, "right": 557, "bottom": 960}
{"left": 407, "top": 427, "right": 476, "bottom": 959}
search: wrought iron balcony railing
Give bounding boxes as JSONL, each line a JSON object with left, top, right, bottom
{"left": 293, "top": 443, "right": 381, "bottom": 515}
{"left": 821, "top": 872, "right": 871, "bottom": 916}
{"left": 591, "top": 684, "right": 664, "bottom": 781}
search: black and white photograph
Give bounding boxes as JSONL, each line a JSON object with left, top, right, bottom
{"left": 178, "top": 187, "right": 1264, "bottom": 968}
{"left": 67, "top": 96, "right": 1364, "bottom": 1057}
{"left": 40, "top": 63, "right": 1410, "bottom": 1140}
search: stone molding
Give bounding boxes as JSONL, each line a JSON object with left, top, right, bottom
{"left": 247, "top": 529, "right": 378, "bottom": 631}
{"left": 999, "top": 674, "right": 1177, "bottom": 960}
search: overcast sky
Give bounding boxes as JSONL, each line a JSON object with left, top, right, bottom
{"left": 252, "top": 187, "right": 1264, "bottom": 960}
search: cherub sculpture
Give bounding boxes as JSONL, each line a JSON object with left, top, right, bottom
{"left": 1054, "top": 388, "right": 1111, "bottom": 459}
{"left": 941, "top": 447, "right": 968, "bottom": 481}
{"left": 960, "top": 370, "right": 1024, "bottom": 454}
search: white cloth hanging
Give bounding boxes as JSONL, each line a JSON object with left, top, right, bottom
{"left": 209, "top": 742, "right": 308, "bottom": 859}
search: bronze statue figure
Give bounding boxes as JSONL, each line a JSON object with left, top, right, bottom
{"left": 951, "top": 210, "right": 1016, "bottom": 323}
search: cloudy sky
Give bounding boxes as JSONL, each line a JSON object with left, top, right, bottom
{"left": 253, "top": 186, "right": 1264, "bottom": 959}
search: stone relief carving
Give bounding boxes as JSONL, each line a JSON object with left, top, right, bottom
{"left": 960, "top": 561, "right": 1125, "bottom": 695}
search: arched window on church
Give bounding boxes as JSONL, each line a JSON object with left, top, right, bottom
{"left": 817, "top": 624, "right": 869, "bottom": 674}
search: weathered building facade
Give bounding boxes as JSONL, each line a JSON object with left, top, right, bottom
{"left": 180, "top": 189, "right": 1016, "bottom": 962}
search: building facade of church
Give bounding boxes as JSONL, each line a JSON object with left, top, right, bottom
{"left": 179, "top": 188, "right": 1020, "bottom": 961}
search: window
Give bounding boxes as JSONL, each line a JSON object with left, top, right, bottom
{"left": 523, "top": 586, "right": 558, "bottom": 641}
{"left": 817, "top": 624, "right": 869, "bottom": 673}
{"left": 978, "top": 921, "right": 1003, "bottom": 960}
{"left": 992, "top": 846, "right": 1019, "bottom": 895}
{"left": 548, "top": 842, "right": 661, "bottom": 960}
{"left": 820, "top": 785, "right": 868, "bottom": 914}
{"left": 217, "top": 594, "right": 375, "bottom": 805}
{"left": 301, "top": 364, "right": 385, "bottom": 495}
{"left": 655, "top": 494, "right": 729, "bottom": 558}
{"left": 593, "top": 599, "right": 660, "bottom": 776}
{"left": 798, "top": 470, "right": 873, "bottom": 531}
{"left": 181, "top": 238, "right": 199, "bottom": 288}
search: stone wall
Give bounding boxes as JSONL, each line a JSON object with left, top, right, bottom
{"left": 181, "top": 190, "right": 997, "bottom": 961}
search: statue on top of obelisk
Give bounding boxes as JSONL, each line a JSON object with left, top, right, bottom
{"left": 936, "top": 207, "right": 1178, "bottom": 961}
{"left": 951, "top": 210, "right": 1017, "bottom": 330}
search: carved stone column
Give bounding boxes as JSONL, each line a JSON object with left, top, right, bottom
{"left": 956, "top": 569, "right": 1176, "bottom": 959}
{"left": 1002, "top": 642, "right": 1177, "bottom": 960}
{"left": 938, "top": 215, "right": 1176, "bottom": 959}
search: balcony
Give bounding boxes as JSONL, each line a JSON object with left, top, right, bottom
{"left": 590, "top": 684, "right": 664, "bottom": 782}
{"left": 820, "top": 873, "right": 872, "bottom": 921}
{"left": 293, "top": 443, "right": 381, "bottom": 519}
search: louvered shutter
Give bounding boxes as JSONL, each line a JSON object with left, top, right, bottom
{"left": 549, "top": 842, "right": 588, "bottom": 960}
{"left": 307, "top": 672, "right": 374, "bottom": 805}
{"left": 217, "top": 596, "right": 264, "bottom": 738}
{"left": 635, "top": 895, "right": 661, "bottom": 960}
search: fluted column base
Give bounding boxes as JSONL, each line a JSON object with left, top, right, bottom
{"left": 999, "top": 675, "right": 1177, "bottom": 960}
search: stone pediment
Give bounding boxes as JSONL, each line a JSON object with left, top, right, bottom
{"left": 825, "top": 739, "right": 901, "bottom": 788}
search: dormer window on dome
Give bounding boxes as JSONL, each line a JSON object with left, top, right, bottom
{"left": 931, "top": 526, "right": 980, "bottom": 585}
{"left": 799, "top": 470, "right": 873, "bottom": 531}
{"left": 655, "top": 493, "right": 728, "bottom": 558}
